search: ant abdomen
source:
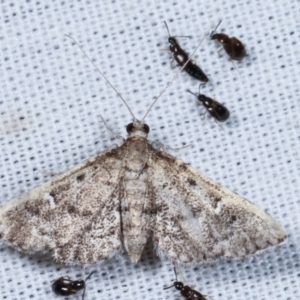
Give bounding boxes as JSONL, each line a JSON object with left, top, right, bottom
{"left": 185, "top": 62, "right": 209, "bottom": 83}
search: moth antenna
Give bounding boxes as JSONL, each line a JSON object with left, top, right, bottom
{"left": 210, "top": 20, "right": 222, "bottom": 37}
{"left": 65, "top": 35, "right": 136, "bottom": 120}
{"left": 141, "top": 32, "right": 207, "bottom": 121}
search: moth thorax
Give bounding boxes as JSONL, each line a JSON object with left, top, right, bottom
{"left": 126, "top": 121, "right": 150, "bottom": 138}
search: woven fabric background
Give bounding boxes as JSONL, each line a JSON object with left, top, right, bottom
{"left": 0, "top": 0, "right": 299, "bottom": 299}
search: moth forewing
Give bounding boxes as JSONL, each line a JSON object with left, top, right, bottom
{"left": 0, "top": 150, "right": 124, "bottom": 262}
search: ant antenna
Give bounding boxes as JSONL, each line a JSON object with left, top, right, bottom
{"left": 141, "top": 32, "right": 207, "bottom": 121}
{"left": 164, "top": 21, "right": 171, "bottom": 37}
{"left": 210, "top": 20, "right": 222, "bottom": 37}
{"left": 186, "top": 89, "right": 197, "bottom": 97}
{"left": 65, "top": 35, "right": 135, "bottom": 120}
{"left": 164, "top": 21, "right": 192, "bottom": 38}
{"left": 163, "top": 267, "right": 179, "bottom": 290}
{"left": 173, "top": 266, "right": 178, "bottom": 280}
{"left": 198, "top": 83, "right": 206, "bottom": 94}
{"left": 81, "top": 271, "right": 95, "bottom": 300}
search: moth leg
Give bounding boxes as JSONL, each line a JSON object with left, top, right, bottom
{"left": 151, "top": 140, "right": 166, "bottom": 151}
{"left": 99, "top": 115, "right": 125, "bottom": 142}
{"left": 151, "top": 140, "right": 193, "bottom": 152}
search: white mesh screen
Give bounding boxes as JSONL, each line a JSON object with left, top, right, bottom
{"left": 0, "top": 0, "right": 298, "bottom": 299}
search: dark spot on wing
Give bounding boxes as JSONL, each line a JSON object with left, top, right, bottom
{"left": 84, "top": 224, "right": 92, "bottom": 231}
{"left": 52, "top": 183, "right": 71, "bottom": 193}
{"left": 76, "top": 174, "right": 85, "bottom": 182}
{"left": 67, "top": 205, "right": 76, "bottom": 215}
{"left": 49, "top": 191, "right": 56, "bottom": 201}
{"left": 187, "top": 178, "right": 196, "bottom": 186}
{"left": 24, "top": 199, "right": 41, "bottom": 216}
{"left": 277, "top": 236, "right": 286, "bottom": 244}
{"left": 179, "top": 163, "right": 188, "bottom": 171}
{"left": 49, "top": 183, "right": 71, "bottom": 203}
{"left": 211, "top": 197, "right": 222, "bottom": 208}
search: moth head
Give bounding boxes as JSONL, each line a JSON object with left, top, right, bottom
{"left": 126, "top": 120, "right": 150, "bottom": 138}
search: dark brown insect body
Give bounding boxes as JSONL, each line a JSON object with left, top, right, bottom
{"left": 187, "top": 89, "right": 230, "bottom": 122}
{"left": 52, "top": 271, "right": 94, "bottom": 300}
{"left": 165, "top": 21, "right": 209, "bottom": 83}
{"left": 210, "top": 20, "right": 246, "bottom": 61}
{"left": 164, "top": 268, "right": 206, "bottom": 299}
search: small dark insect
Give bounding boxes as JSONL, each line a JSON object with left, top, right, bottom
{"left": 52, "top": 271, "right": 94, "bottom": 300}
{"left": 210, "top": 20, "right": 246, "bottom": 61}
{"left": 164, "top": 21, "right": 209, "bottom": 83}
{"left": 187, "top": 87, "right": 230, "bottom": 122}
{"left": 164, "top": 268, "right": 207, "bottom": 300}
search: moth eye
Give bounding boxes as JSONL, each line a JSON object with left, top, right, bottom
{"left": 126, "top": 123, "right": 134, "bottom": 133}
{"left": 143, "top": 124, "right": 150, "bottom": 134}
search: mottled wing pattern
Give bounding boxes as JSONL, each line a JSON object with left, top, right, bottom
{"left": 0, "top": 146, "right": 126, "bottom": 264}
{"left": 149, "top": 149, "right": 286, "bottom": 263}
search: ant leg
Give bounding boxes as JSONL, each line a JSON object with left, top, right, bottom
{"left": 198, "top": 83, "right": 206, "bottom": 94}
{"left": 218, "top": 46, "right": 224, "bottom": 57}
{"left": 170, "top": 57, "right": 175, "bottom": 69}
{"left": 229, "top": 58, "right": 241, "bottom": 77}
{"left": 213, "top": 117, "right": 224, "bottom": 130}
{"left": 202, "top": 109, "right": 209, "bottom": 120}
{"left": 151, "top": 140, "right": 193, "bottom": 152}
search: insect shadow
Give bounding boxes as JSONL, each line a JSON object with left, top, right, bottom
{"left": 164, "top": 21, "right": 209, "bottom": 83}
{"left": 164, "top": 267, "right": 207, "bottom": 299}
{"left": 52, "top": 271, "right": 95, "bottom": 300}
{"left": 187, "top": 85, "right": 230, "bottom": 123}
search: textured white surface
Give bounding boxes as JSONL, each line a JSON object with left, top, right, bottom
{"left": 0, "top": 0, "right": 298, "bottom": 299}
